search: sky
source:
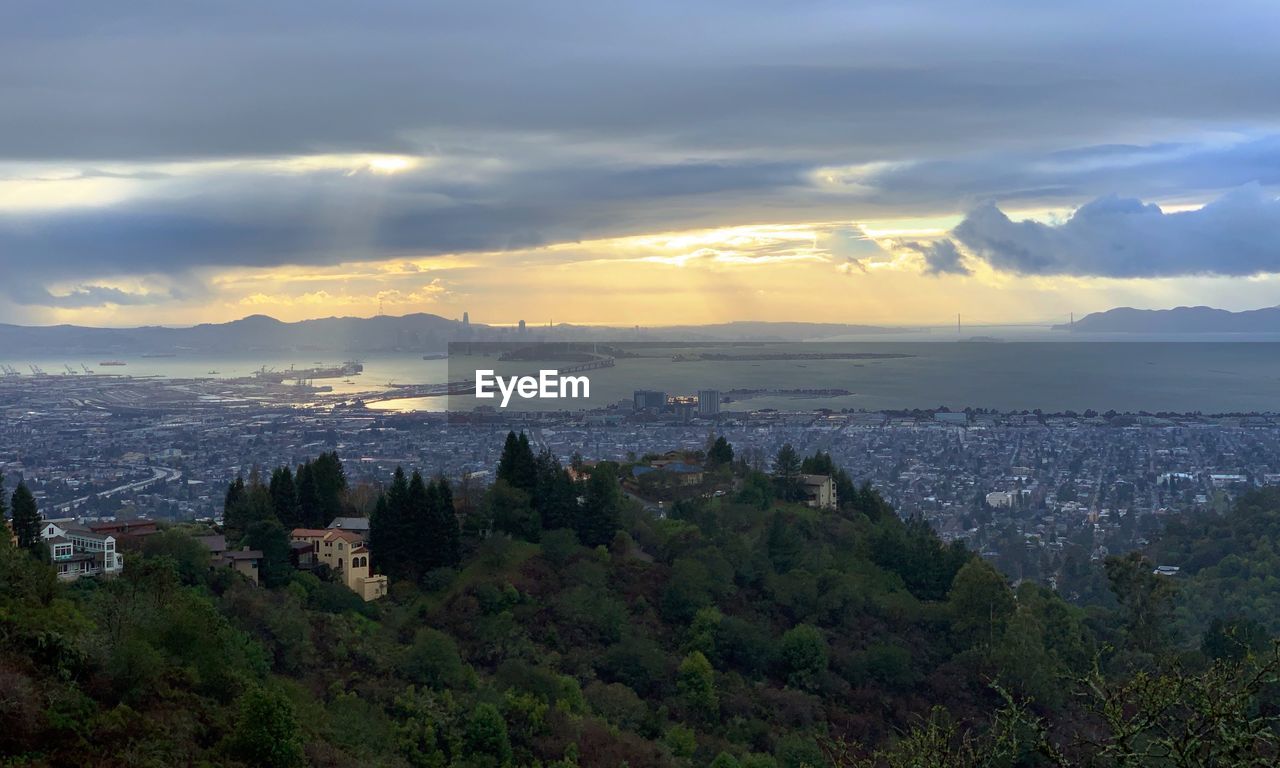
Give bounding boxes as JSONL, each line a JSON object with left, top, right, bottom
{"left": 4, "top": 1, "right": 1280, "bottom": 328}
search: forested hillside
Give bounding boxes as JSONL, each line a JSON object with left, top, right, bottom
{"left": 3, "top": 441, "right": 1280, "bottom": 766}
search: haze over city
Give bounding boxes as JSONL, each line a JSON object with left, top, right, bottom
{"left": 5, "top": 1, "right": 1280, "bottom": 327}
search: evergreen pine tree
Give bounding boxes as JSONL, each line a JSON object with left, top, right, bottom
{"left": 369, "top": 493, "right": 390, "bottom": 575}
{"left": 406, "top": 470, "right": 430, "bottom": 582}
{"left": 311, "top": 452, "right": 347, "bottom": 526}
{"left": 577, "top": 464, "right": 622, "bottom": 547}
{"left": 708, "top": 436, "right": 734, "bottom": 467}
{"left": 269, "top": 466, "right": 301, "bottom": 527}
{"left": 224, "top": 475, "right": 246, "bottom": 528}
{"left": 515, "top": 433, "right": 536, "bottom": 490}
{"left": 534, "top": 450, "right": 578, "bottom": 531}
{"left": 432, "top": 475, "right": 461, "bottom": 567}
{"left": 371, "top": 467, "right": 412, "bottom": 580}
{"left": 773, "top": 443, "right": 802, "bottom": 501}
{"left": 11, "top": 482, "right": 41, "bottom": 551}
{"left": 244, "top": 519, "right": 294, "bottom": 588}
{"left": 497, "top": 431, "right": 537, "bottom": 494}
{"left": 295, "top": 462, "right": 322, "bottom": 528}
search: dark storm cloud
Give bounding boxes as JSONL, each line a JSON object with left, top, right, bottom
{"left": 949, "top": 186, "right": 1280, "bottom": 278}
{"left": 4, "top": 0, "right": 1280, "bottom": 162}
{"left": 0, "top": 159, "right": 815, "bottom": 284}
{"left": 4, "top": 0, "right": 1280, "bottom": 310}
{"left": 907, "top": 240, "right": 970, "bottom": 276}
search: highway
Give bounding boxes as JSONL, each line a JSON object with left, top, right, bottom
{"left": 54, "top": 466, "right": 183, "bottom": 513}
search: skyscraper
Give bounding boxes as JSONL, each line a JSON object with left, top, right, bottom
{"left": 698, "top": 389, "right": 720, "bottom": 416}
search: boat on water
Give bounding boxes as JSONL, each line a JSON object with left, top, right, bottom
{"left": 141, "top": 352, "right": 177, "bottom": 358}
{"left": 99, "top": 361, "right": 127, "bottom": 367}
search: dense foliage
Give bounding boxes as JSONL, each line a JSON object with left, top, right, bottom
{"left": 3, "top": 438, "right": 1280, "bottom": 766}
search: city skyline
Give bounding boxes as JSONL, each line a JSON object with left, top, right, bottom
{"left": 4, "top": 2, "right": 1280, "bottom": 327}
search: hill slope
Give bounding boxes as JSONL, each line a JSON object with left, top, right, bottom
{"left": 1055, "top": 305, "right": 1280, "bottom": 333}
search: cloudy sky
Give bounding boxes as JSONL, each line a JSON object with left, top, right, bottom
{"left": 4, "top": 0, "right": 1280, "bottom": 327}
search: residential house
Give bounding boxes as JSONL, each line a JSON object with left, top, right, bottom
{"left": 290, "top": 526, "right": 388, "bottom": 601}
{"left": 39, "top": 520, "right": 124, "bottom": 581}
{"left": 88, "top": 519, "right": 159, "bottom": 544}
{"left": 799, "top": 474, "right": 838, "bottom": 510}
{"left": 194, "top": 534, "right": 262, "bottom": 585}
{"left": 223, "top": 547, "right": 263, "bottom": 585}
{"left": 649, "top": 458, "right": 705, "bottom": 486}
{"left": 327, "top": 517, "right": 371, "bottom": 536}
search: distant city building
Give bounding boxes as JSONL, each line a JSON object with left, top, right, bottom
{"left": 462, "top": 311, "right": 470, "bottom": 329}
{"left": 697, "top": 389, "right": 720, "bottom": 417}
{"left": 633, "top": 389, "right": 666, "bottom": 411}
{"left": 986, "top": 490, "right": 1015, "bottom": 508}
{"left": 671, "top": 398, "right": 697, "bottom": 423}
{"left": 518, "top": 319, "right": 526, "bottom": 333}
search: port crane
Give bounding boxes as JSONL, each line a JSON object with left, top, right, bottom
{"left": 1, "top": 364, "right": 19, "bottom": 376}
{"left": 81, "top": 364, "right": 94, "bottom": 374}
{"left": 29, "top": 364, "right": 46, "bottom": 376}
{"left": 64, "top": 364, "right": 79, "bottom": 375}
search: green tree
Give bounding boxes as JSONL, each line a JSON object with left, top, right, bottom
{"left": 485, "top": 480, "right": 540, "bottom": 542}
{"left": 10, "top": 482, "right": 41, "bottom": 551}
{"left": 772, "top": 444, "right": 802, "bottom": 501}
{"left": 295, "top": 461, "right": 322, "bottom": 528}
{"left": 371, "top": 467, "right": 413, "bottom": 580}
{"left": 947, "top": 559, "right": 1015, "bottom": 647}
{"left": 677, "top": 650, "right": 718, "bottom": 717}
{"left": 534, "top": 449, "right": 578, "bottom": 531}
{"left": 406, "top": 470, "right": 432, "bottom": 582}
{"left": 404, "top": 628, "right": 468, "bottom": 689}
{"left": 708, "top": 436, "right": 734, "bottom": 467}
{"left": 1105, "top": 551, "right": 1177, "bottom": 654}
{"left": 228, "top": 686, "right": 304, "bottom": 768}
{"left": 140, "top": 529, "right": 212, "bottom": 585}
{"left": 224, "top": 474, "right": 246, "bottom": 520}
{"left": 311, "top": 451, "right": 348, "bottom": 525}
{"left": 765, "top": 512, "right": 803, "bottom": 574}
{"left": 244, "top": 518, "right": 293, "bottom": 588}
{"left": 464, "top": 702, "right": 512, "bottom": 767}
{"left": 778, "top": 624, "right": 828, "bottom": 690}
{"left": 428, "top": 475, "right": 462, "bottom": 568}
{"left": 269, "top": 466, "right": 301, "bottom": 527}
{"left": 224, "top": 469, "right": 274, "bottom": 539}
{"left": 1202, "top": 617, "right": 1270, "bottom": 663}
{"left": 577, "top": 463, "right": 622, "bottom": 547}
{"left": 497, "top": 431, "right": 537, "bottom": 495}
{"left": 710, "top": 753, "right": 742, "bottom": 768}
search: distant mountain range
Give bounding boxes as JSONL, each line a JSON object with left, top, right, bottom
{"left": 1055, "top": 305, "right": 1280, "bottom": 333}
{"left": 0, "top": 314, "right": 912, "bottom": 356}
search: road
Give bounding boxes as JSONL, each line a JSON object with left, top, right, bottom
{"left": 54, "top": 466, "right": 183, "bottom": 513}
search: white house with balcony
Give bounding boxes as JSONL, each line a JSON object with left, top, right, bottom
{"left": 40, "top": 519, "right": 124, "bottom": 580}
